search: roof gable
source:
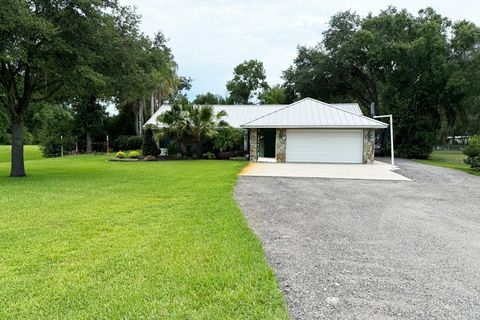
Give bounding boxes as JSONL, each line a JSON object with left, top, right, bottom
{"left": 240, "top": 98, "right": 387, "bottom": 129}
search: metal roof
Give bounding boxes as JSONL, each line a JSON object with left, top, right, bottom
{"left": 143, "top": 98, "right": 386, "bottom": 129}
{"left": 241, "top": 98, "right": 387, "bottom": 129}
{"left": 331, "top": 103, "right": 363, "bottom": 115}
{"left": 144, "top": 104, "right": 285, "bottom": 128}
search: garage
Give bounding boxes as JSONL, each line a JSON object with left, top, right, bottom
{"left": 286, "top": 129, "right": 363, "bottom": 163}
{"left": 237, "top": 98, "right": 388, "bottom": 163}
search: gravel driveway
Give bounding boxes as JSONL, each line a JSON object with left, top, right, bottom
{"left": 235, "top": 160, "right": 480, "bottom": 320}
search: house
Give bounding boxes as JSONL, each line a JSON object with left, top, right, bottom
{"left": 144, "top": 97, "right": 388, "bottom": 163}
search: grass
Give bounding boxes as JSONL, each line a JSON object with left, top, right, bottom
{"left": 0, "top": 155, "right": 288, "bottom": 319}
{"left": 415, "top": 150, "right": 480, "bottom": 176}
{"left": 0, "top": 145, "right": 43, "bottom": 163}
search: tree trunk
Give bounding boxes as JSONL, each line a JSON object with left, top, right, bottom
{"left": 133, "top": 104, "right": 140, "bottom": 136}
{"left": 196, "top": 139, "right": 203, "bottom": 159}
{"left": 139, "top": 98, "right": 145, "bottom": 135}
{"left": 151, "top": 92, "right": 155, "bottom": 116}
{"left": 10, "top": 116, "right": 26, "bottom": 177}
{"left": 86, "top": 131, "right": 92, "bottom": 153}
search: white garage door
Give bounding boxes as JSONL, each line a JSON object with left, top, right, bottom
{"left": 286, "top": 129, "right": 363, "bottom": 163}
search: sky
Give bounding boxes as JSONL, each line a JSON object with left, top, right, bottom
{"left": 120, "top": 0, "right": 480, "bottom": 100}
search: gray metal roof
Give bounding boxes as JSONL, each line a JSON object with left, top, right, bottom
{"left": 143, "top": 98, "right": 386, "bottom": 129}
{"left": 241, "top": 98, "right": 387, "bottom": 129}
{"left": 144, "top": 104, "right": 285, "bottom": 128}
{"left": 332, "top": 103, "right": 363, "bottom": 115}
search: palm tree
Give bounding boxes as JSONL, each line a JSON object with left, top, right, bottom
{"left": 260, "top": 85, "right": 286, "bottom": 104}
{"left": 184, "top": 104, "right": 228, "bottom": 159}
{"left": 157, "top": 103, "right": 188, "bottom": 153}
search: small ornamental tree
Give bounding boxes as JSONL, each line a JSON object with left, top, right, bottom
{"left": 142, "top": 126, "right": 160, "bottom": 156}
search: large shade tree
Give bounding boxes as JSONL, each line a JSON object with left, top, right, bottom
{"left": 0, "top": 1, "right": 178, "bottom": 172}
{"left": 283, "top": 7, "right": 480, "bottom": 158}
{"left": 114, "top": 28, "right": 178, "bottom": 137}
{"left": 0, "top": 0, "right": 119, "bottom": 176}
{"left": 60, "top": 3, "right": 124, "bottom": 153}
{"left": 226, "top": 60, "right": 269, "bottom": 104}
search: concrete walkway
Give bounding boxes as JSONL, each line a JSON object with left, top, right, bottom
{"left": 239, "top": 161, "right": 410, "bottom": 181}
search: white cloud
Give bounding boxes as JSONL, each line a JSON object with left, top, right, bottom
{"left": 120, "top": 0, "right": 480, "bottom": 99}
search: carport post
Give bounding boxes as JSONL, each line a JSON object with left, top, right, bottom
{"left": 374, "top": 115, "right": 396, "bottom": 170}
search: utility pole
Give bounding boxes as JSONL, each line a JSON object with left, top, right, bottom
{"left": 374, "top": 114, "right": 396, "bottom": 170}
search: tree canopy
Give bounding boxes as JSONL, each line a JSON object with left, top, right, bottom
{"left": 226, "top": 60, "right": 269, "bottom": 104}
{"left": 260, "top": 85, "right": 286, "bottom": 104}
{"left": 283, "top": 7, "right": 480, "bottom": 158}
{"left": 193, "top": 92, "right": 227, "bottom": 105}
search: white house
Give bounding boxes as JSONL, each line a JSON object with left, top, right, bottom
{"left": 144, "top": 97, "right": 388, "bottom": 163}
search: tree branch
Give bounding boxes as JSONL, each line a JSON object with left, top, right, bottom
{"left": 0, "top": 61, "right": 20, "bottom": 118}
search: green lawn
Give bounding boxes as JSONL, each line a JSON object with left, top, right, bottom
{"left": 415, "top": 150, "right": 480, "bottom": 176}
{"left": 0, "top": 156, "right": 288, "bottom": 319}
{"left": 0, "top": 145, "right": 43, "bottom": 162}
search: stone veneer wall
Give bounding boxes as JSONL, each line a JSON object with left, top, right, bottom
{"left": 249, "top": 129, "right": 258, "bottom": 162}
{"left": 363, "top": 129, "right": 375, "bottom": 164}
{"left": 275, "top": 128, "right": 287, "bottom": 163}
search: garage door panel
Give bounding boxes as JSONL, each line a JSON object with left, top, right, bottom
{"left": 286, "top": 130, "right": 363, "bottom": 163}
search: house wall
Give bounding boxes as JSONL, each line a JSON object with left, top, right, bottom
{"left": 275, "top": 128, "right": 287, "bottom": 163}
{"left": 249, "top": 129, "right": 258, "bottom": 162}
{"left": 363, "top": 129, "right": 375, "bottom": 163}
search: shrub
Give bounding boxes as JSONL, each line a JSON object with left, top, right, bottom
{"left": 114, "top": 135, "right": 130, "bottom": 150}
{"left": 40, "top": 134, "right": 75, "bottom": 158}
{"left": 166, "top": 142, "right": 180, "bottom": 157}
{"left": 126, "top": 136, "right": 143, "bottom": 150}
{"left": 213, "top": 127, "right": 245, "bottom": 152}
{"left": 116, "top": 151, "right": 126, "bottom": 158}
{"left": 142, "top": 127, "right": 160, "bottom": 156}
{"left": 202, "top": 152, "right": 216, "bottom": 159}
{"left": 127, "top": 150, "right": 141, "bottom": 159}
{"left": 463, "top": 135, "right": 480, "bottom": 170}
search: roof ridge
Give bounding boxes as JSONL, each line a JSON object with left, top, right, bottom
{"left": 241, "top": 98, "right": 310, "bottom": 126}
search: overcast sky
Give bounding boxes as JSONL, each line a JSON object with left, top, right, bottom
{"left": 120, "top": 0, "right": 479, "bottom": 100}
